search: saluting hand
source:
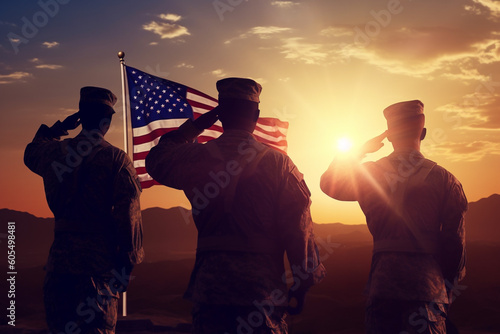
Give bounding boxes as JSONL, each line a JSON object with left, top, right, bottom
{"left": 360, "top": 131, "right": 387, "bottom": 156}
{"left": 193, "top": 106, "right": 219, "bottom": 131}
{"left": 62, "top": 112, "right": 81, "bottom": 131}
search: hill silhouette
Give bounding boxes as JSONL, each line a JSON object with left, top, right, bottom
{"left": 463, "top": 193, "right": 500, "bottom": 242}
{"left": 1, "top": 194, "right": 499, "bottom": 333}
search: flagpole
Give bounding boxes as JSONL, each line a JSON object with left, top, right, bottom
{"left": 117, "top": 50, "right": 128, "bottom": 317}
{"left": 118, "top": 51, "right": 129, "bottom": 155}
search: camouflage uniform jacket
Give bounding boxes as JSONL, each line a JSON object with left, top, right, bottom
{"left": 321, "top": 149, "right": 467, "bottom": 304}
{"left": 146, "top": 120, "right": 326, "bottom": 306}
{"left": 24, "top": 121, "right": 144, "bottom": 276}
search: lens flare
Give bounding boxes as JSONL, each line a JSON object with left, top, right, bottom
{"left": 337, "top": 137, "right": 353, "bottom": 152}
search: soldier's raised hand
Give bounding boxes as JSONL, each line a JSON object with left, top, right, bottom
{"left": 193, "top": 106, "right": 219, "bottom": 131}
{"left": 360, "top": 131, "right": 387, "bottom": 156}
{"left": 62, "top": 112, "right": 81, "bottom": 131}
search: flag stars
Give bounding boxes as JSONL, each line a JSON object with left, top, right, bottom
{"left": 156, "top": 110, "right": 161, "bottom": 114}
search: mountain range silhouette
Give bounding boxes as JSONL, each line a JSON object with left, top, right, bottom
{"left": 1, "top": 194, "right": 499, "bottom": 333}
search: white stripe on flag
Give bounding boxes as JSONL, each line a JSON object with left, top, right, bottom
{"left": 253, "top": 130, "right": 287, "bottom": 143}
{"left": 132, "top": 118, "right": 189, "bottom": 137}
{"left": 134, "top": 137, "right": 161, "bottom": 154}
{"left": 187, "top": 92, "right": 218, "bottom": 107}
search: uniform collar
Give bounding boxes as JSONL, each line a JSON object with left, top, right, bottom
{"left": 389, "top": 149, "right": 424, "bottom": 160}
{"left": 220, "top": 129, "right": 255, "bottom": 140}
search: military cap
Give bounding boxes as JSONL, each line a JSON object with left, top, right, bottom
{"left": 383, "top": 100, "right": 424, "bottom": 123}
{"left": 216, "top": 77, "right": 262, "bottom": 103}
{"left": 79, "top": 86, "right": 117, "bottom": 116}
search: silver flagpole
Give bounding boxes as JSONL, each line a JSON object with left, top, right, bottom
{"left": 118, "top": 51, "right": 128, "bottom": 317}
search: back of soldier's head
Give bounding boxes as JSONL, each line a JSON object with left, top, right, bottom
{"left": 216, "top": 78, "right": 261, "bottom": 131}
{"left": 384, "top": 100, "right": 426, "bottom": 143}
{"left": 78, "top": 86, "right": 116, "bottom": 133}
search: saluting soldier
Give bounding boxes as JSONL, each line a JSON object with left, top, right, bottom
{"left": 24, "top": 87, "right": 144, "bottom": 334}
{"left": 146, "top": 78, "right": 325, "bottom": 334}
{"left": 320, "top": 100, "right": 467, "bottom": 334}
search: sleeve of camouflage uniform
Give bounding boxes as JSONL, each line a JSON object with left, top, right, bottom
{"left": 24, "top": 121, "right": 69, "bottom": 175}
{"left": 320, "top": 156, "right": 365, "bottom": 201}
{"left": 145, "top": 119, "right": 204, "bottom": 189}
{"left": 278, "top": 159, "right": 326, "bottom": 294}
{"left": 112, "top": 151, "right": 145, "bottom": 272}
{"left": 439, "top": 173, "right": 468, "bottom": 286}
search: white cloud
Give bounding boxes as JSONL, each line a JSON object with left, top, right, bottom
{"left": 271, "top": 1, "right": 299, "bottom": 8}
{"left": 30, "top": 58, "right": 41, "bottom": 63}
{"left": 0, "top": 71, "right": 32, "bottom": 84}
{"left": 176, "top": 63, "right": 194, "bottom": 69}
{"left": 42, "top": 41, "right": 59, "bottom": 48}
{"left": 430, "top": 140, "right": 500, "bottom": 161}
{"left": 225, "top": 26, "right": 291, "bottom": 43}
{"left": 159, "top": 13, "right": 181, "bottom": 22}
{"left": 467, "top": 0, "right": 500, "bottom": 19}
{"left": 143, "top": 13, "right": 190, "bottom": 40}
{"left": 280, "top": 37, "right": 329, "bottom": 65}
{"left": 211, "top": 69, "right": 227, "bottom": 78}
{"left": 35, "top": 64, "right": 63, "bottom": 70}
{"left": 320, "top": 27, "right": 353, "bottom": 38}
{"left": 436, "top": 89, "right": 500, "bottom": 131}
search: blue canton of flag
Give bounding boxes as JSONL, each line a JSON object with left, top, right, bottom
{"left": 126, "top": 66, "right": 194, "bottom": 128}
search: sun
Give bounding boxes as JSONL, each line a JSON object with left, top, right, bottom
{"left": 337, "top": 137, "right": 353, "bottom": 153}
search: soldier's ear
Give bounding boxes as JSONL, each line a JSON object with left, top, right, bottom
{"left": 420, "top": 128, "right": 427, "bottom": 141}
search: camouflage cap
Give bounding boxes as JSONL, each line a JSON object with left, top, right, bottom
{"left": 216, "top": 78, "right": 262, "bottom": 103}
{"left": 79, "top": 86, "right": 117, "bottom": 115}
{"left": 383, "top": 100, "right": 424, "bottom": 123}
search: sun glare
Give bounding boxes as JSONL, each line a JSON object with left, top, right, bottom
{"left": 337, "top": 137, "right": 353, "bottom": 153}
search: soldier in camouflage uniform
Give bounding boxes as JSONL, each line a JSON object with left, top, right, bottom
{"left": 24, "top": 87, "right": 144, "bottom": 334}
{"left": 320, "top": 100, "right": 467, "bottom": 334}
{"left": 146, "top": 78, "right": 325, "bottom": 334}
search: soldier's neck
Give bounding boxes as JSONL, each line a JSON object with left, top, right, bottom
{"left": 391, "top": 140, "right": 421, "bottom": 152}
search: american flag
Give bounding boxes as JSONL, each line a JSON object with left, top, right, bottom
{"left": 126, "top": 66, "right": 289, "bottom": 189}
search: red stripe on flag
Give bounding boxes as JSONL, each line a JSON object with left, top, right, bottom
{"left": 133, "top": 151, "right": 149, "bottom": 161}
{"left": 187, "top": 88, "right": 218, "bottom": 103}
{"left": 133, "top": 128, "right": 175, "bottom": 145}
{"left": 140, "top": 179, "right": 159, "bottom": 189}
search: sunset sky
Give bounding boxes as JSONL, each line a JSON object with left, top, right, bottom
{"left": 1, "top": 0, "right": 499, "bottom": 225}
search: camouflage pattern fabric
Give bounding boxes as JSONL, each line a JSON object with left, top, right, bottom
{"left": 192, "top": 303, "right": 288, "bottom": 334}
{"left": 365, "top": 298, "right": 447, "bottom": 334}
{"left": 323, "top": 150, "right": 468, "bottom": 333}
{"left": 146, "top": 120, "right": 326, "bottom": 306}
{"left": 24, "top": 122, "right": 144, "bottom": 275}
{"left": 24, "top": 121, "right": 144, "bottom": 333}
{"left": 44, "top": 272, "right": 119, "bottom": 334}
